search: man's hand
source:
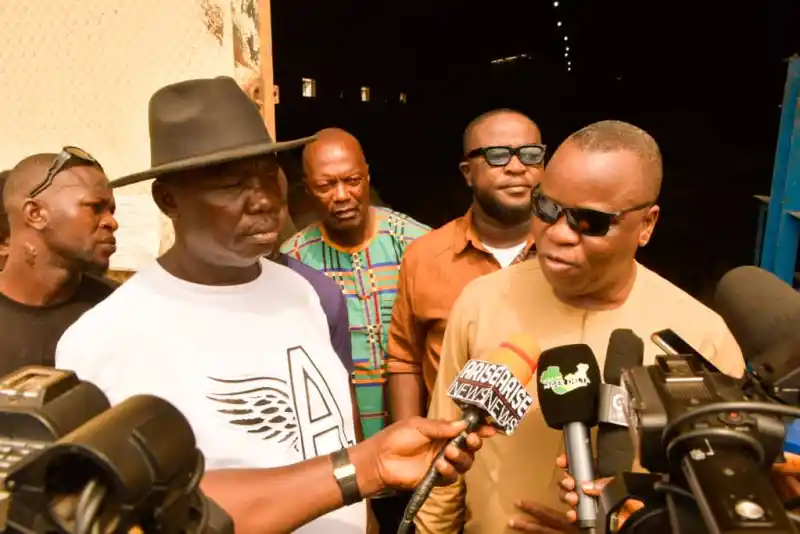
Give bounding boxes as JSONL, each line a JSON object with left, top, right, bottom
{"left": 509, "top": 501, "right": 579, "bottom": 533}
{"left": 771, "top": 452, "right": 800, "bottom": 503}
{"left": 363, "top": 417, "right": 495, "bottom": 493}
{"left": 555, "top": 454, "right": 643, "bottom": 527}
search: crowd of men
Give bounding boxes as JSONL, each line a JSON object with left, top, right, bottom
{"left": 0, "top": 74, "right": 789, "bottom": 533}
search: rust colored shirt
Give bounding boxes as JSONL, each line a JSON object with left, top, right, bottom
{"left": 386, "top": 210, "right": 535, "bottom": 395}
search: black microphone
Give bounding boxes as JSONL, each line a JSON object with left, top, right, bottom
{"left": 396, "top": 334, "right": 540, "bottom": 534}
{"left": 714, "top": 265, "right": 800, "bottom": 362}
{"left": 715, "top": 265, "right": 800, "bottom": 405}
{"left": 596, "top": 329, "right": 644, "bottom": 478}
{"left": 537, "top": 344, "right": 601, "bottom": 532}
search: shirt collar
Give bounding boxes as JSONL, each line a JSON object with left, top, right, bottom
{"left": 453, "top": 208, "right": 536, "bottom": 261}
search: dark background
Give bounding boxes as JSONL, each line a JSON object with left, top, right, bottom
{"left": 271, "top": 0, "right": 799, "bottom": 302}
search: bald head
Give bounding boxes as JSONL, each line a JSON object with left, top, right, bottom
{"left": 302, "top": 128, "right": 367, "bottom": 178}
{"left": 463, "top": 109, "right": 539, "bottom": 154}
{"left": 301, "top": 128, "right": 371, "bottom": 236}
{"left": 564, "top": 120, "right": 662, "bottom": 200}
{"left": 2, "top": 154, "right": 59, "bottom": 215}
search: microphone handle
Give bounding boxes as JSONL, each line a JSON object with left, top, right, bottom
{"left": 564, "top": 421, "right": 597, "bottom": 530}
{"left": 396, "top": 409, "right": 484, "bottom": 534}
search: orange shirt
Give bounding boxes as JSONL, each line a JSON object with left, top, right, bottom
{"left": 386, "top": 210, "right": 535, "bottom": 395}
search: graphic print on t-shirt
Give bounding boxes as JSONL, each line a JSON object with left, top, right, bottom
{"left": 207, "top": 346, "right": 355, "bottom": 460}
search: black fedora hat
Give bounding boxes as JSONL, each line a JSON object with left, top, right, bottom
{"left": 111, "top": 76, "right": 314, "bottom": 188}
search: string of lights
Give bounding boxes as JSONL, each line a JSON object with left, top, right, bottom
{"left": 553, "top": 1, "right": 571, "bottom": 72}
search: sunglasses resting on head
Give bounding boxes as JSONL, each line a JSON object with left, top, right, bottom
{"left": 532, "top": 186, "right": 654, "bottom": 237}
{"left": 28, "top": 146, "right": 102, "bottom": 198}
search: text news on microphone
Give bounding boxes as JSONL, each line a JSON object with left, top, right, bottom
{"left": 416, "top": 262, "right": 747, "bottom": 534}
{"left": 396, "top": 334, "right": 540, "bottom": 534}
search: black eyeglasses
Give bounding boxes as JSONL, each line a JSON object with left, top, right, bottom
{"left": 466, "top": 144, "right": 546, "bottom": 167}
{"left": 28, "top": 146, "right": 102, "bottom": 198}
{"left": 532, "top": 188, "right": 654, "bottom": 237}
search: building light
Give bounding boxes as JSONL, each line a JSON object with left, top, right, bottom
{"left": 302, "top": 78, "right": 316, "bottom": 98}
{"left": 490, "top": 53, "right": 531, "bottom": 65}
{"left": 361, "top": 86, "right": 370, "bottom": 102}
{"left": 273, "top": 85, "right": 280, "bottom": 104}
{"left": 399, "top": 92, "right": 408, "bottom": 103}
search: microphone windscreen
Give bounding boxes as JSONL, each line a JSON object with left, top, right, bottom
{"left": 714, "top": 266, "right": 800, "bottom": 360}
{"left": 604, "top": 329, "right": 645, "bottom": 385}
{"left": 537, "top": 344, "right": 601, "bottom": 430}
{"left": 484, "top": 332, "right": 540, "bottom": 386}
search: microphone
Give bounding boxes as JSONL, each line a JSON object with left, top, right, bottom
{"left": 715, "top": 265, "right": 800, "bottom": 406}
{"left": 397, "top": 334, "right": 540, "bottom": 534}
{"left": 537, "top": 344, "right": 601, "bottom": 532}
{"left": 596, "top": 329, "right": 644, "bottom": 478}
{"left": 714, "top": 265, "right": 800, "bottom": 362}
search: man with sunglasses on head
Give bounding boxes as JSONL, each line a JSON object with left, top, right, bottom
{"left": 387, "top": 109, "right": 542, "bottom": 423}
{"left": 0, "top": 150, "right": 118, "bottom": 377}
{"left": 415, "top": 120, "right": 746, "bottom": 534}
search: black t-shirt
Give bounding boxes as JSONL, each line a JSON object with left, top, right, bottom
{"left": 0, "top": 276, "right": 118, "bottom": 378}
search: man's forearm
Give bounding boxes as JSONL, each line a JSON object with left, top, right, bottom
{"left": 200, "top": 441, "right": 382, "bottom": 534}
{"left": 388, "top": 373, "right": 427, "bottom": 422}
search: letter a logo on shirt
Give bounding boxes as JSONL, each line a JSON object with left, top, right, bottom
{"left": 287, "top": 346, "right": 354, "bottom": 460}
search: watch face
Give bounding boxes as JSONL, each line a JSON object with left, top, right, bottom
{"left": 334, "top": 464, "right": 357, "bottom": 479}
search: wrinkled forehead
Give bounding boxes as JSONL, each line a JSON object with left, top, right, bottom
{"left": 542, "top": 146, "right": 651, "bottom": 210}
{"left": 50, "top": 164, "right": 111, "bottom": 196}
{"left": 306, "top": 143, "right": 366, "bottom": 178}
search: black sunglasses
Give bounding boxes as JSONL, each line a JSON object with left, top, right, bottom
{"left": 29, "top": 146, "right": 102, "bottom": 198}
{"left": 532, "top": 188, "right": 654, "bottom": 237}
{"left": 466, "top": 144, "right": 546, "bottom": 167}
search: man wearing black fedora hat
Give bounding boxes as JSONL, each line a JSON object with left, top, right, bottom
{"left": 56, "top": 76, "right": 373, "bottom": 533}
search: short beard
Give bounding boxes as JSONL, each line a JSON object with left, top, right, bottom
{"left": 473, "top": 187, "right": 533, "bottom": 226}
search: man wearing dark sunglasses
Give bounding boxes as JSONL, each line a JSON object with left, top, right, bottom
{"left": 388, "top": 108, "right": 542, "bottom": 423}
{"left": 0, "top": 151, "right": 118, "bottom": 377}
{"left": 416, "top": 121, "right": 746, "bottom": 534}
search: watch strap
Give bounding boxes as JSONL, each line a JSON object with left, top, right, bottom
{"left": 330, "top": 448, "right": 362, "bottom": 506}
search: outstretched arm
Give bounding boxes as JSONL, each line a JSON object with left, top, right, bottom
{"left": 201, "top": 417, "right": 494, "bottom": 534}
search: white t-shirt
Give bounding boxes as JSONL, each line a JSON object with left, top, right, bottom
{"left": 56, "top": 258, "right": 366, "bottom": 534}
{"left": 483, "top": 242, "right": 526, "bottom": 268}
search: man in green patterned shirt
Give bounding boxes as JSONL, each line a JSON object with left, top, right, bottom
{"left": 281, "top": 128, "right": 430, "bottom": 440}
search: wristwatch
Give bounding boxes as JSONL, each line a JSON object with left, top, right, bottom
{"left": 330, "top": 448, "right": 362, "bottom": 506}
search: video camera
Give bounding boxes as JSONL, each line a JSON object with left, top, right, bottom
{"left": 0, "top": 366, "right": 233, "bottom": 534}
{"left": 597, "top": 341, "right": 800, "bottom": 534}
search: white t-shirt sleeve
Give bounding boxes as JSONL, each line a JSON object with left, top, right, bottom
{"left": 55, "top": 309, "right": 110, "bottom": 395}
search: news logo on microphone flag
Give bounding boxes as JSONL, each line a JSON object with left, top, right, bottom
{"left": 539, "top": 363, "right": 592, "bottom": 395}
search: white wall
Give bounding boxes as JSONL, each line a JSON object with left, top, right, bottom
{"left": 0, "top": 0, "right": 271, "bottom": 271}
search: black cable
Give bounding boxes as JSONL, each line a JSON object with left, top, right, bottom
{"left": 653, "top": 482, "right": 695, "bottom": 501}
{"left": 665, "top": 428, "right": 765, "bottom": 468}
{"left": 662, "top": 402, "right": 800, "bottom": 443}
{"left": 785, "top": 497, "right": 800, "bottom": 510}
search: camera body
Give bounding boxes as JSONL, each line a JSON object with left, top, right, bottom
{"left": 0, "top": 366, "right": 233, "bottom": 534}
{"left": 622, "top": 353, "right": 786, "bottom": 474}
{"left": 597, "top": 351, "right": 799, "bottom": 534}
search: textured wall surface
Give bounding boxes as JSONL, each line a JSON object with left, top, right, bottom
{"left": 0, "top": 0, "right": 269, "bottom": 271}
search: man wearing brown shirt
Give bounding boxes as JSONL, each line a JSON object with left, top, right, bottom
{"left": 414, "top": 121, "right": 746, "bottom": 534}
{"left": 387, "top": 109, "right": 544, "bottom": 420}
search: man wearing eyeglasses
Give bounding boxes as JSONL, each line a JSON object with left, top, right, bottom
{"left": 387, "top": 109, "right": 542, "bottom": 424}
{"left": 415, "top": 121, "right": 746, "bottom": 534}
{"left": 0, "top": 151, "right": 118, "bottom": 377}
